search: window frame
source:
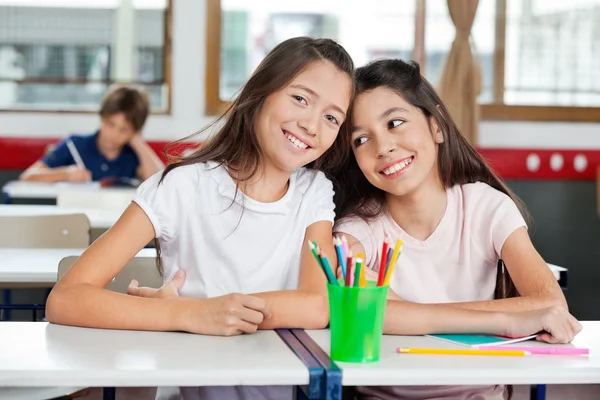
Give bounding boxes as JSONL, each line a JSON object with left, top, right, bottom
{"left": 0, "top": 0, "right": 173, "bottom": 115}
{"left": 205, "top": 0, "right": 600, "bottom": 122}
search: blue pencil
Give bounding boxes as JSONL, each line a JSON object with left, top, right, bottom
{"left": 334, "top": 236, "right": 347, "bottom": 281}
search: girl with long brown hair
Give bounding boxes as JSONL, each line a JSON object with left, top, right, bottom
{"left": 46, "top": 37, "right": 354, "bottom": 400}
{"left": 331, "top": 59, "right": 581, "bottom": 400}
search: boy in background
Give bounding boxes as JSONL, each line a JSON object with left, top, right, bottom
{"left": 20, "top": 84, "right": 164, "bottom": 183}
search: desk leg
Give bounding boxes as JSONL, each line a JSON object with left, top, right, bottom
{"left": 276, "top": 329, "right": 325, "bottom": 400}
{"left": 291, "top": 330, "right": 342, "bottom": 400}
{"left": 530, "top": 384, "right": 546, "bottom": 400}
{"left": 103, "top": 387, "right": 116, "bottom": 400}
{"left": 2, "top": 290, "right": 11, "bottom": 321}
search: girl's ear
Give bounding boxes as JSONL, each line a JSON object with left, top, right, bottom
{"left": 432, "top": 105, "right": 445, "bottom": 144}
{"left": 430, "top": 117, "right": 444, "bottom": 144}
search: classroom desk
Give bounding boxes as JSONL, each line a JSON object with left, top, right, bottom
{"left": 0, "top": 248, "right": 156, "bottom": 287}
{"left": 2, "top": 181, "right": 92, "bottom": 202}
{"left": 0, "top": 205, "right": 122, "bottom": 230}
{"left": 296, "top": 321, "right": 599, "bottom": 399}
{"left": 0, "top": 323, "right": 311, "bottom": 396}
{"left": 2, "top": 181, "right": 135, "bottom": 206}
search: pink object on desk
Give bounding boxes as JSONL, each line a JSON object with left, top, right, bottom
{"left": 478, "top": 346, "right": 589, "bottom": 355}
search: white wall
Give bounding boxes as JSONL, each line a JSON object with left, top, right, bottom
{"left": 1, "top": 0, "right": 599, "bottom": 149}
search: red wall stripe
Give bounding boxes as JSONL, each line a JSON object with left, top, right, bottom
{"left": 1, "top": 137, "right": 598, "bottom": 180}
{"left": 0, "top": 137, "right": 198, "bottom": 170}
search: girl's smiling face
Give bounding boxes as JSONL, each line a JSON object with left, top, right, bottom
{"left": 254, "top": 60, "right": 353, "bottom": 173}
{"left": 350, "top": 87, "right": 444, "bottom": 196}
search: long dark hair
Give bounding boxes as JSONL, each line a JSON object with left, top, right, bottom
{"left": 331, "top": 59, "right": 527, "bottom": 300}
{"left": 154, "top": 37, "right": 355, "bottom": 275}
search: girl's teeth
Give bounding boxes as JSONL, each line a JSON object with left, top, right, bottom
{"left": 285, "top": 133, "right": 308, "bottom": 149}
{"left": 384, "top": 159, "right": 411, "bottom": 175}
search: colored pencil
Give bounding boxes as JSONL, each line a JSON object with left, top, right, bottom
{"left": 359, "top": 262, "right": 367, "bottom": 287}
{"left": 341, "top": 234, "right": 349, "bottom": 260}
{"left": 319, "top": 251, "right": 340, "bottom": 286}
{"left": 345, "top": 251, "right": 353, "bottom": 287}
{"left": 308, "top": 241, "right": 337, "bottom": 285}
{"left": 397, "top": 348, "right": 530, "bottom": 356}
{"left": 383, "top": 239, "right": 402, "bottom": 286}
{"left": 377, "top": 235, "right": 389, "bottom": 286}
{"left": 478, "top": 346, "right": 589, "bottom": 355}
{"left": 384, "top": 247, "right": 393, "bottom": 276}
{"left": 334, "top": 236, "right": 347, "bottom": 281}
{"left": 354, "top": 254, "right": 363, "bottom": 288}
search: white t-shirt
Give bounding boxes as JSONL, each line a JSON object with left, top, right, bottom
{"left": 132, "top": 161, "right": 335, "bottom": 400}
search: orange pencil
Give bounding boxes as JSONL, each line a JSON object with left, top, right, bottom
{"left": 354, "top": 253, "right": 363, "bottom": 288}
{"left": 358, "top": 252, "right": 366, "bottom": 287}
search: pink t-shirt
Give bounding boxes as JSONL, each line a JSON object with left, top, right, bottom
{"left": 334, "top": 182, "right": 527, "bottom": 400}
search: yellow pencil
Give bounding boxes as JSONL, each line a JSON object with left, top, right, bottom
{"left": 383, "top": 239, "right": 402, "bottom": 286}
{"left": 397, "top": 348, "right": 530, "bottom": 356}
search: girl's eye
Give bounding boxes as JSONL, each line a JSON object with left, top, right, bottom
{"left": 388, "top": 119, "right": 404, "bottom": 129}
{"left": 353, "top": 136, "right": 368, "bottom": 147}
{"left": 294, "top": 95, "right": 307, "bottom": 105}
{"left": 325, "top": 115, "right": 339, "bottom": 125}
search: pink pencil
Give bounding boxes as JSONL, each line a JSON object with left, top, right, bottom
{"left": 341, "top": 234, "right": 350, "bottom": 260}
{"left": 478, "top": 346, "right": 589, "bottom": 355}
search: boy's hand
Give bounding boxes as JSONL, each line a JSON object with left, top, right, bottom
{"left": 66, "top": 166, "right": 92, "bottom": 182}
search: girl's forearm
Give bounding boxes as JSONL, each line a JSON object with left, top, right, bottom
{"left": 444, "top": 294, "right": 567, "bottom": 313}
{"left": 254, "top": 290, "right": 329, "bottom": 330}
{"left": 384, "top": 300, "right": 510, "bottom": 336}
{"left": 46, "top": 283, "right": 188, "bottom": 331}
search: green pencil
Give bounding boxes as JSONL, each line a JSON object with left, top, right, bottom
{"left": 354, "top": 254, "right": 363, "bottom": 288}
{"left": 308, "top": 241, "right": 339, "bottom": 285}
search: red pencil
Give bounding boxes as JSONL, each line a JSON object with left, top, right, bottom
{"left": 377, "top": 235, "right": 389, "bottom": 286}
{"left": 345, "top": 251, "right": 353, "bottom": 286}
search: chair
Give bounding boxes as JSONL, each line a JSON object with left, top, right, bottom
{"left": 55, "top": 255, "right": 162, "bottom": 400}
{"left": 0, "top": 215, "right": 92, "bottom": 400}
{"left": 0, "top": 214, "right": 91, "bottom": 320}
{"left": 0, "top": 214, "right": 91, "bottom": 248}
{"left": 58, "top": 255, "right": 162, "bottom": 294}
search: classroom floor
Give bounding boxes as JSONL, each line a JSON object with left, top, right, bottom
{"left": 73, "top": 385, "right": 600, "bottom": 399}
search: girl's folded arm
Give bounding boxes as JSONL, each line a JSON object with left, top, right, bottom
{"left": 255, "top": 220, "right": 334, "bottom": 330}
{"left": 443, "top": 227, "right": 567, "bottom": 313}
{"left": 45, "top": 202, "right": 189, "bottom": 331}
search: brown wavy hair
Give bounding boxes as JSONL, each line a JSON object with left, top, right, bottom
{"left": 331, "top": 59, "right": 528, "bottom": 301}
{"left": 154, "top": 37, "right": 355, "bottom": 275}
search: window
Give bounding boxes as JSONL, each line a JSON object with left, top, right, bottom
{"left": 0, "top": 0, "right": 171, "bottom": 112}
{"left": 206, "top": 0, "right": 600, "bottom": 121}
{"left": 207, "top": 0, "right": 417, "bottom": 114}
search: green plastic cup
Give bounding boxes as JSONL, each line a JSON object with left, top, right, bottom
{"left": 327, "top": 280, "right": 388, "bottom": 363}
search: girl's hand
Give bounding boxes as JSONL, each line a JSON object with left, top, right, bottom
{"left": 127, "top": 270, "right": 186, "bottom": 299}
{"left": 505, "top": 306, "right": 583, "bottom": 343}
{"left": 182, "top": 294, "right": 272, "bottom": 336}
{"left": 335, "top": 265, "right": 404, "bottom": 300}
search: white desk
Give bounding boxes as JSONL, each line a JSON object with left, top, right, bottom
{"left": 0, "top": 323, "right": 308, "bottom": 388}
{"left": 0, "top": 205, "right": 122, "bottom": 230}
{"left": 0, "top": 248, "right": 156, "bottom": 286}
{"left": 2, "top": 181, "right": 135, "bottom": 201}
{"left": 2, "top": 181, "right": 97, "bottom": 201}
{"left": 306, "top": 321, "right": 600, "bottom": 386}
